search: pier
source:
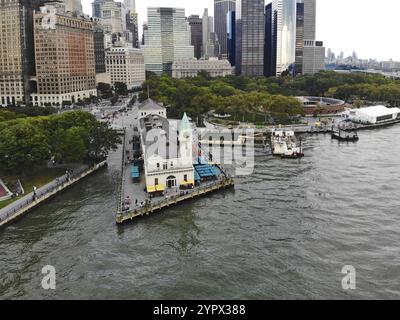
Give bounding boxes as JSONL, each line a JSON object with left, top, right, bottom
{"left": 116, "top": 177, "right": 234, "bottom": 224}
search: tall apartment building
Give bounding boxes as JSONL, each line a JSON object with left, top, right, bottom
{"left": 214, "top": 0, "right": 235, "bottom": 59}
{"left": 31, "top": 5, "right": 96, "bottom": 106}
{"left": 295, "top": 0, "right": 325, "bottom": 75}
{"left": 0, "top": 0, "right": 36, "bottom": 107}
{"left": 105, "top": 47, "right": 145, "bottom": 89}
{"left": 235, "top": 0, "right": 265, "bottom": 76}
{"left": 188, "top": 15, "right": 203, "bottom": 59}
{"left": 272, "top": 0, "right": 296, "bottom": 76}
{"left": 143, "top": 7, "right": 194, "bottom": 75}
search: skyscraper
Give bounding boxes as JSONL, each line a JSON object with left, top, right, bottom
{"left": 143, "top": 7, "right": 194, "bottom": 75}
{"left": 92, "top": 0, "right": 105, "bottom": 18}
{"left": 235, "top": 0, "right": 265, "bottom": 76}
{"left": 295, "top": 0, "right": 325, "bottom": 75}
{"left": 214, "top": 0, "right": 235, "bottom": 58}
{"left": 202, "top": 8, "right": 218, "bottom": 58}
{"left": 272, "top": 0, "right": 296, "bottom": 76}
{"left": 188, "top": 15, "right": 203, "bottom": 59}
{"left": 93, "top": 22, "right": 106, "bottom": 74}
{"left": 0, "top": 0, "right": 36, "bottom": 106}
{"left": 125, "top": 0, "right": 139, "bottom": 48}
{"left": 294, "top": 1, "right": 304, "bottom": 75}
{"left": 101, "top": 0, "right": 124, "bottom": 35}
{"left": 227, "top": 10, "right": 236, "bottom": 66}
{"left": 264, "top": 3, "right": 275, "bottom": 77}
{"left": 32, "top": 4, "right": 96, "bottom": 106}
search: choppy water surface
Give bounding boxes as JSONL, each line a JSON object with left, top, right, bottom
{"left": 1, "top": 126, "right": 400, "bottom": 299}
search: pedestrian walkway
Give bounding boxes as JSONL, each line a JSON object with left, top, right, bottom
{"left": 0, "top": 162, "right": 106, "bottom": 227}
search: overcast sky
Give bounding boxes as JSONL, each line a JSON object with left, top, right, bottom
{"left": 82, "top": 0, "right": 400, "bottom": 61}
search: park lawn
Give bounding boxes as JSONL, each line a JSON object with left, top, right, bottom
{"left": 0, "top": 168, "right": 65, "bottom": 210}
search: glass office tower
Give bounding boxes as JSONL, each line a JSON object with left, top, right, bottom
{"left": 227, "top": 10, "right": 236, "bottom": 66}
{"left": 272, "top": 0, "right": 296, "bottom": 76}
{"left": 214, "top": 0, "right": 236, "bottom": 58}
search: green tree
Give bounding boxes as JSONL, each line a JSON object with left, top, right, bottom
{"left": 0, "top": 122, "right": 50, "bottom": 174}
{"left": 97, "top": 82, "right": 113, "bottom": 99}
{"left": 87, "top": 122, "right": 121, "bottom": 162}
{"left": 114, "top": 82, "right": 128, "bottom": 95}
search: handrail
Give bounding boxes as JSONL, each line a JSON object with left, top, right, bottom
{"left": 0, "top": 161, "right": 107, "bottom": 224}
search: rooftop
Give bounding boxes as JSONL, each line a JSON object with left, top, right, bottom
{"left": 355, "top": 105, "right": 400, "bottom": 117}
{"left": 138, "top": 98, "right": 166, "bottom": 112}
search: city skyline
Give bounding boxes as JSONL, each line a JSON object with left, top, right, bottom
{"left": 81, "top": 0, "right": 400, "bottom": 61}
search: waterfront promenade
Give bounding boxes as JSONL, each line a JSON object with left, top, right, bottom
{"left": 0, "top": 162, "right": 107, "bottom": 227}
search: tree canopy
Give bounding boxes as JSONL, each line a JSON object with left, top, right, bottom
{"left": 0, "top": 111, "right": 121, "bottom": 174}
{"left": 137, "top": 71, "right": 400, "bottom": 124}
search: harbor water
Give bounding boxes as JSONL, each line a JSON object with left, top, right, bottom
{"left": 1, "top": 125, "right": 400, "bottom": 299}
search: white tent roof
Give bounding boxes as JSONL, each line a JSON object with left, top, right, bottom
{"left": 355, "top": 105, "right": 400, "bottom": 117}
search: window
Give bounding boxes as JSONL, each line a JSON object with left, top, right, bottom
{"left": 184, "top": 175, "right": 188, "bottom": 182}
{"left": 163, "top": 163, "right": 168, "bottom": 170}
{"left": 155, "top": 178, "right": 159, "bottom": 185}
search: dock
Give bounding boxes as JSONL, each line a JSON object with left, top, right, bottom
{"left": 116, "top": 177, "right": 234, "bottom": 224}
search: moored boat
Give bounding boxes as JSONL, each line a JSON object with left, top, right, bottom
{"left": 331, "top": 129, "right": 359, "bottom": 142}
{"left": 271, "top": 129, "right": 305, "bottom": 158}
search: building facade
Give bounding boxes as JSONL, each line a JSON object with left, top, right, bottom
{"left": 92, "top": 0, "right": 105, "bottom": 18}
{"left": 93, "top": 23, "right": 106, "bottom": 74}
{"left": 235, "top": 0, "right": 265, "bottom": 76}
{"left": 202, "top": 8, "right": 219, "bottom": 59}
{"left": 226, "top": 10, "right": 236, "bottom": 66}
{"left": 31, "top": 5, "right": 96, "bottom": 107}
{"left": 302, "top": 40, "right": 325, "bottom": 74}
{"left": 214, "top": 0, "right": 236, "bottom": 58}
{"left": 101, "top": 0, "right": 124, "bottom": 34}
{"left": 140, "top": 109, "right": 195, "bottom": 193}
{"left": 294, "top": 1, "right": 304, "bottom": 75}
{"left": 64, "top": 0, "right": 82, "bottom": 15}
{"left": 0, "top": 0, "right": 36, "bottom": 107}
{"left": 264, "top": 3, "right": 276, "bottom": 76}
{"left": 172, "top": 58, "right": 233, "bottom": 78}
{"left": 295, "top": 0, "right": 325, "bottom": 75}
{"left": 271, "top": 0, "right": 297, "bottom": 77}
{"left": 143, "top": 7, "right": 194, "bottom": 75}
{"left": 124, "top": 0, "right": 138, "bottom": 48}
{"left": 105, "top": 47, "right": 145, "bottom": 89}
{"left": 188, "top": 15, "right": 203, "bottom": 59}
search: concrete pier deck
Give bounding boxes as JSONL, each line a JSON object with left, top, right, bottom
{"left": 116, "top": 177, "right": 234, "bottom": 224}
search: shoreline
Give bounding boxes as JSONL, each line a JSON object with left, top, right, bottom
{"left": 0, "top": 161, "right": 108, "bottom": 228}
